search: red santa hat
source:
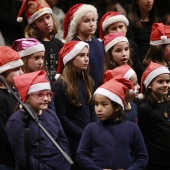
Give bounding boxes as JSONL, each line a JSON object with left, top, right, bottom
{"left": 12, "top": 38, "right": 45, "bottom": 57}
{"left": 0, "top": 46, "right": 23, "bottom": 74}
{"left": 94, "top": 77, "right": 134, "bottom": 110}
{"left": 14, "top": 70, "right": 51, "bottom": 102}
{"left": 99, "top": 12, "right": 129, "bottom": 39}
{"left": 103, "top": 65, "right": 135, "bottom": 83}
{"left": 63, "top": 3, "right": 98, "bottom": 39}
{"left": 141, "top": 61, "right": 170, "bottom": 93}
{"left": 17, "top": 0, "right": 52, "bottom": 24}
{"left": 56, "top": 41, "right": 89, "bottom": 74}
{"left": 104, "top": 32, "right": 128, "bottom": 52}
{"left": 150, "top": 23, "right": 170, "bottom": 46}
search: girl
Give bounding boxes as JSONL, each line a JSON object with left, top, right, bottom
{"left": 76, "top": 77, "right": 148, "bottom": 170}
{"left": 143, "top": 23, "right": 170, "bottom": 69}
{"left": 17, "top": 0, "right": 64, "bottom": 84}
{"left": 53, "top": 41, "right": 97, "bottom": 170}
{"left": 63, "top": 3, "right": 105, "bottom": 89}
{"left": 103, "top": 65, "right": 140, "bottom": 123}
{"left": 6, "top": 70, "right": 71, "bottom": 170}
{"left": 103, "top": 32, "right": 132, "bottom": 73}
{"left": 99, "top": 11, "right": 144, "bottom": 82}
{"left": 127, "top": 0, "right": 160, "bottom": 65}
{"left": 12, "top": 38, "right": 45, "bottom": 73}
{"left": 12, "top": 37, "right": 56, "bottom": 112}
{"left": 138, "top": 61, "right": 170, "bottom": 170}
{"left": 0, "top": 46, "right": 23, "bottom": 170}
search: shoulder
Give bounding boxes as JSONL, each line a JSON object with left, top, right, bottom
{"left": 52, "top": 37, "right": 64, "bottom": 47}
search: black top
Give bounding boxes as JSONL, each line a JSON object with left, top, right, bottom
{"left": 0, "top": 88, "right": 18, "bottom": 166}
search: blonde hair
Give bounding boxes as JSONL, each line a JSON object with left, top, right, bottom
{"left": 24, "top": 15, "right": 59, "bottom": 39}
{"left": 58, "top": 62, "right": 93, "bottom": 106}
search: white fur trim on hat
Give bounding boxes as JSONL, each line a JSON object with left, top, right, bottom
{"left": 28, "top": 8, "right": 53, "bottom": 24}
{"left": 150, "top": 36, "right": 170, "bottom": 46}
{"left": 0, "top": 59, "right": 23, "bottom": 74}
{"left": 63, "top": 42, "right": 89, "bottom": 65}
{"left": 94, "top": 88, "right": 124, "bottom": 110}
{"left": 102, "top": 15, "right": 129, "bottom": 31}
{"left": 67, "top": 4, "right": 98, "bottom": 39}
{"left": 105, "top": 36, "right": 128, "bottom": 52}
{"left": 143, "top": 67, "right": 170, "bottom": 88}
{"left": 123, "top": 68, "right": 135, "bottom": 79}
{"left": 19, "top": 44, "right": 45, "bottom": 57}
{"left": 28, "top": 82, "right": 51, "bottom": 94}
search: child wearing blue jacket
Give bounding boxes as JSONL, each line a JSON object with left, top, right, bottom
{"left": 76, "top": 78, "right": 148, "bottom": 170}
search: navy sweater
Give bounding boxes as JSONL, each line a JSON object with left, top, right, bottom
{"left": 6, "top": 109, "right": 70, "bottom": 170}
{"left": 77, "top": 120, "right": 148, "bottom": 170}
{"left": 53, "top": 73, "right": 97, "bottom": 156}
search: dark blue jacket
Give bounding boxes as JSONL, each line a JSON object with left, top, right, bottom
{"left": 6, "top": 109, "right": 70, "bottom": 170}
{"left": 77, "top": 120, "right": 148, "bottom": 170}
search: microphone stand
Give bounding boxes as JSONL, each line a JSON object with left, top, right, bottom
{"left": 0, "top": 76, "right": 74, "bottom": 166}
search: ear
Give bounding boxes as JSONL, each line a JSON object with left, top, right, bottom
{"left": 115, "top": 106, "right": 121, "bottom": 112}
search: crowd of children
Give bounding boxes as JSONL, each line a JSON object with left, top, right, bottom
{"left": 0, "top": 0, "right": 170, "bottom": 170}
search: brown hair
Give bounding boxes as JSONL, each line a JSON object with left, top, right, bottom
{"left": 103, "top": 46, "right": 133, "bottom": 73}
{"left": 58, "top": 62, "right": 94, "bottom": 106}
{"left": 21, "top": 54, "right": 46, "bottom": 73}
{"left": 143, "top": 44, "right": 167, "bottom": 67}
{"left": 24, "top": 15, "right": 59, "bottom": 39}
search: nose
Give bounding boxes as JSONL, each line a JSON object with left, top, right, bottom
{"left": 38, "top": 58, "right": 44, "bottom": 65}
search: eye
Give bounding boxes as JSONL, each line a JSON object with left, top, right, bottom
{"left": 37, "top": 93, "right": 43, "bottom": 98}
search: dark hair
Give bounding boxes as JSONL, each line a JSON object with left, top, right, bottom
{"left": 128, "top": 0, "right": 160, "bottom": 28}
{"left": 143, "top": 44, "right": 167, "bottom": 67}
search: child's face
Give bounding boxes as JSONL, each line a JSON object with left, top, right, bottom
{"left": 163, "top": 44, "right": 170, "bottom": 64}
{"left": 137, "top": 0, "right": 154, "bottom": 12}
{"left": 94, "top": 94, "right": 119, "bottom": 121}
{"left": 148, "top": 73, "right": 170, "bottom": 101}
{"left": 27, "top": 51, "right": 45, "bottom": 72}
{"left": 33, "top": 13, "right": 53, "bottom": 36}
{"left": 107, "top": 22, "right": 127, "bottom": 36}
{"left": 27, "top": 90, "right": 53, "bottom": 114}
{"left": 111, "top": 42, "right": 130, "bottom": 66}
{"left": 77, "top": 11, "right": 97, "bottom": 37}
{"left": 4, "top": 67, "right": 23, "bottom": 87}
{"left": 72, "top": 47, "right": 89, "bottom": 72}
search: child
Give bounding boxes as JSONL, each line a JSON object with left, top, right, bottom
{"left": 0, "top": 46, "right": 23, "bottom": 170}
{"left": 17, "top": 0, "right": 64, "bottom": 84}
{"left": 76, "top": 77, "right": 148, "bottom": 170}
{"left": 99, "top": 11, "right": 144, "bottom": 82}
{"left": 12, "top": 37, "right": 56, "bottom": 112}
{"left": 63, "top": 3, "right": 105, "bottom": 89}
{"left": 12, "top": 38, "right": 45, "bottom": 73}
{"left": 103, "top": 32, "right": 132, "bottom": 73}
{"left": 138, "top": 61, "right": 170, "bottom": 170}
{"left": 103, "top": 65, "right": 140, "bottom": 123}
{"left": 53, "top": 41, "right": 97, "bottom": 170}
{"left": 6, "top": 70, "right": 71, "bottom": 170}
{"left": 143, "top": 23, "right": 170, "bottom": 69}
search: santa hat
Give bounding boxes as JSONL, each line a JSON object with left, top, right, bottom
{"left": 63, "top": 3, "right": 98, "bottom": 39}
{"left": 104, "top": 32, "right": 128, "bottom": 52}
{"left": 17, "top": 0, "right": 52, "bottom": 24}
{"left": 56, "top": 41, "right": 89, "bottom": 74}
{"left": 103, "top": 65, "right": 135, "bottom": 83}
{"left": 12, "top": 38, "right": 45, "bottom": 57}
{"left": 141, "top": 61, "right": 170, "bottom": 93}
{"left": 150, "top": 23, "right": 170, "bottom": 46}
{"left": 0, "top": 46, "right": 23, "bottom": 74}
{"left": 99, "top": 12, "right": 129, "bottom": 39}
{"left": 14, "top": 70, "right": 51, "bottom": 102}
{"left": 94, "top": 77, "right": 134, "bottom": 110}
